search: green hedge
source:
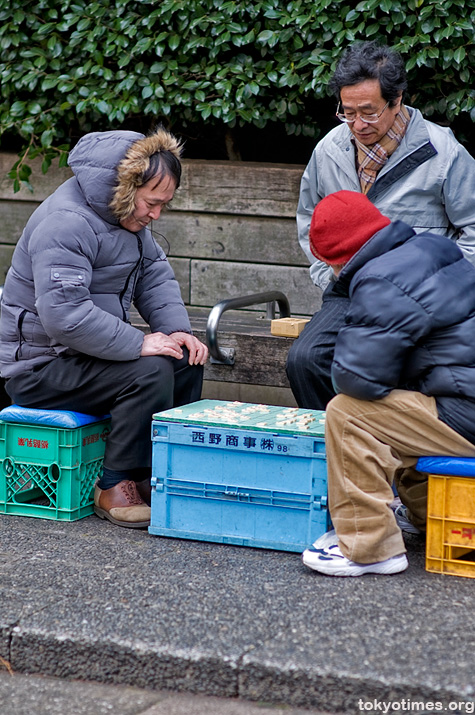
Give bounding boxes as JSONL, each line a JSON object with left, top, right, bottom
{"left": 1, "top": 0, "right": 474, "bottom": 190}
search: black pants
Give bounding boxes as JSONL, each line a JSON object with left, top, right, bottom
{"left": 0, "top": 378, "right": 10, "bottom": 410}
{"left": 5, "top": 352, "right": 203, "bottom": 472}
{"left": 286, "top": 287, "right": 350, "bottom": 410}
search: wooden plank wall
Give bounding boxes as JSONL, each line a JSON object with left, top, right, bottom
{"left": 0, "top": 153, "right": 322, "bottom": 318}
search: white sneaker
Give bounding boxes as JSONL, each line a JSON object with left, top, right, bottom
{"left": 307, "top": 528, "right": 338, "bottom": 550}
{"left": 302, "top": 540, "right": 408, "bottom": 577}
{"left": 393, "top": 504, "right": 422, "bottom": 535}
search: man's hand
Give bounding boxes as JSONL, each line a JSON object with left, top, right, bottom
{"left": 141, "top": 332, "right": 184, "bottom": 359}
{"left": 169, "top": 331, "right": 208, "bottom": 365}
{"left": 140, "top": 331, "right": 208, "bottom": 365}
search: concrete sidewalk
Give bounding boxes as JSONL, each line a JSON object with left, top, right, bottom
{"left": 0, "top": 514, "right": 474, "bottom": 714}
{"left": 0, "top": 671, "right": 332, "bottom": 715}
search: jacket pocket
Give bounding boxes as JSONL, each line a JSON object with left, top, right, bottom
{"left": 14, "top": 309, "right": 27, "bottom": 360}
{"left": 50, "top": 266, "right": 87, "bottom": 286}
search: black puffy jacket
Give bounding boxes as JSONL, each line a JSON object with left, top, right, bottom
{"left": 332, "top": 220, "right": 475, "bottom": 444}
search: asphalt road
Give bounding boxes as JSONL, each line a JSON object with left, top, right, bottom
{"left": 1, "top": 513, "right": 474, "bottom": 714}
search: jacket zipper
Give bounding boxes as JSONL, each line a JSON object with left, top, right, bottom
{"left": 119, "top": 234, "right": 143, "bottom": 322}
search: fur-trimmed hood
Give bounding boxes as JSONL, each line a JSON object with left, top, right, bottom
{"left": 110, "top": 129, "right": 182, "bottom": 222}
{"left": 68, "top": 129, "right": 182, "bottom": 225}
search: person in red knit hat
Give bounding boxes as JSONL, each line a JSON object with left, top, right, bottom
{"left": 301, "top": 190, "right": 475, "bottom": 577}
{"left": 309, "top": 190, "right": 391, "bottom": 268}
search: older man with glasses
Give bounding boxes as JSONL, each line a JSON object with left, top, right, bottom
{"left": 286, "top": 40, "right": 475, "bottom": 414}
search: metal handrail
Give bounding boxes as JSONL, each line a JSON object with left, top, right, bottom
{"left": 206, "top": 291, "right": 291, "bottom": 365}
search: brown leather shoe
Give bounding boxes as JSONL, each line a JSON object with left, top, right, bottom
{"left": 94, "top": 480, "right": 151, "bottom": 529}
{"left": 135, "top": 478, "right": 152, "bottom": 506}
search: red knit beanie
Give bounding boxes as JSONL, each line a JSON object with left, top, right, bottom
{"left": 309, "top": 191, "right": 391, "bottom": 265}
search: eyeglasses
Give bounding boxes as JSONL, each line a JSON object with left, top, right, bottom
{"left": 336, "top": 100, "right": 390, "bottom": 124}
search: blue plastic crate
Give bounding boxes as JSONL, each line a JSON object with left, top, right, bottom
{"left": 149, "top": 400, "right": 329, "bottom": 552}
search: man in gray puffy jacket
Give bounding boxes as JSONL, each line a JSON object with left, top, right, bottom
{"left": 0, "top": 127, "right": 208, "bottom": 529}
{"left": 286, "top": 40, "right": 475, "bottom": 411}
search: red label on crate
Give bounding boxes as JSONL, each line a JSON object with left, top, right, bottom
{"left": 82, "top": 428, "right": 110, "bottom": 447}
{"left": 18, "top": 437, "right": 49, "bottom": 449}
{"left": 451, "top": 528, "right": 475, "bottom": 540}
{"left": 83, "top": 432, "right": 99, "bottom": 446}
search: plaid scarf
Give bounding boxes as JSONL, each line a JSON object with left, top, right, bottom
{"left": 355, "top": 104, "right": 411, "bottom": 194}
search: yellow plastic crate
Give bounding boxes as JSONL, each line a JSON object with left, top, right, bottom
{"left": 426, "top": 471, "right": 475, "bottom": 578}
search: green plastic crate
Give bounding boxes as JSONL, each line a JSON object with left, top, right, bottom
{"left": 0, "top": 418, "right": 111, "bottom": 521}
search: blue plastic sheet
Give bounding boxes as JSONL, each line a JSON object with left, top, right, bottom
{"left": 0, "top": 404, "right": 109, "bottom": 429}
{"left": 416, "top": 456, "right": 475, "bottom": 477}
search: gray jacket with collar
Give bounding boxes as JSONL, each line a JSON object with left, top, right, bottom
{"left": 297, "top": 107, "right": 475, "bottom": 290}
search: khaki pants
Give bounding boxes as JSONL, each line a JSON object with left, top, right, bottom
{"left": 325, "top": 390, "right": 475, "bottom": 563}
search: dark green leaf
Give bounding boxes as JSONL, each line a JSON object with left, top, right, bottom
{"left": 40, "top": 130, "right": 53, "bottom": 147}
{"left": 0, "top": 0, "right": 472, "bottom": 189}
